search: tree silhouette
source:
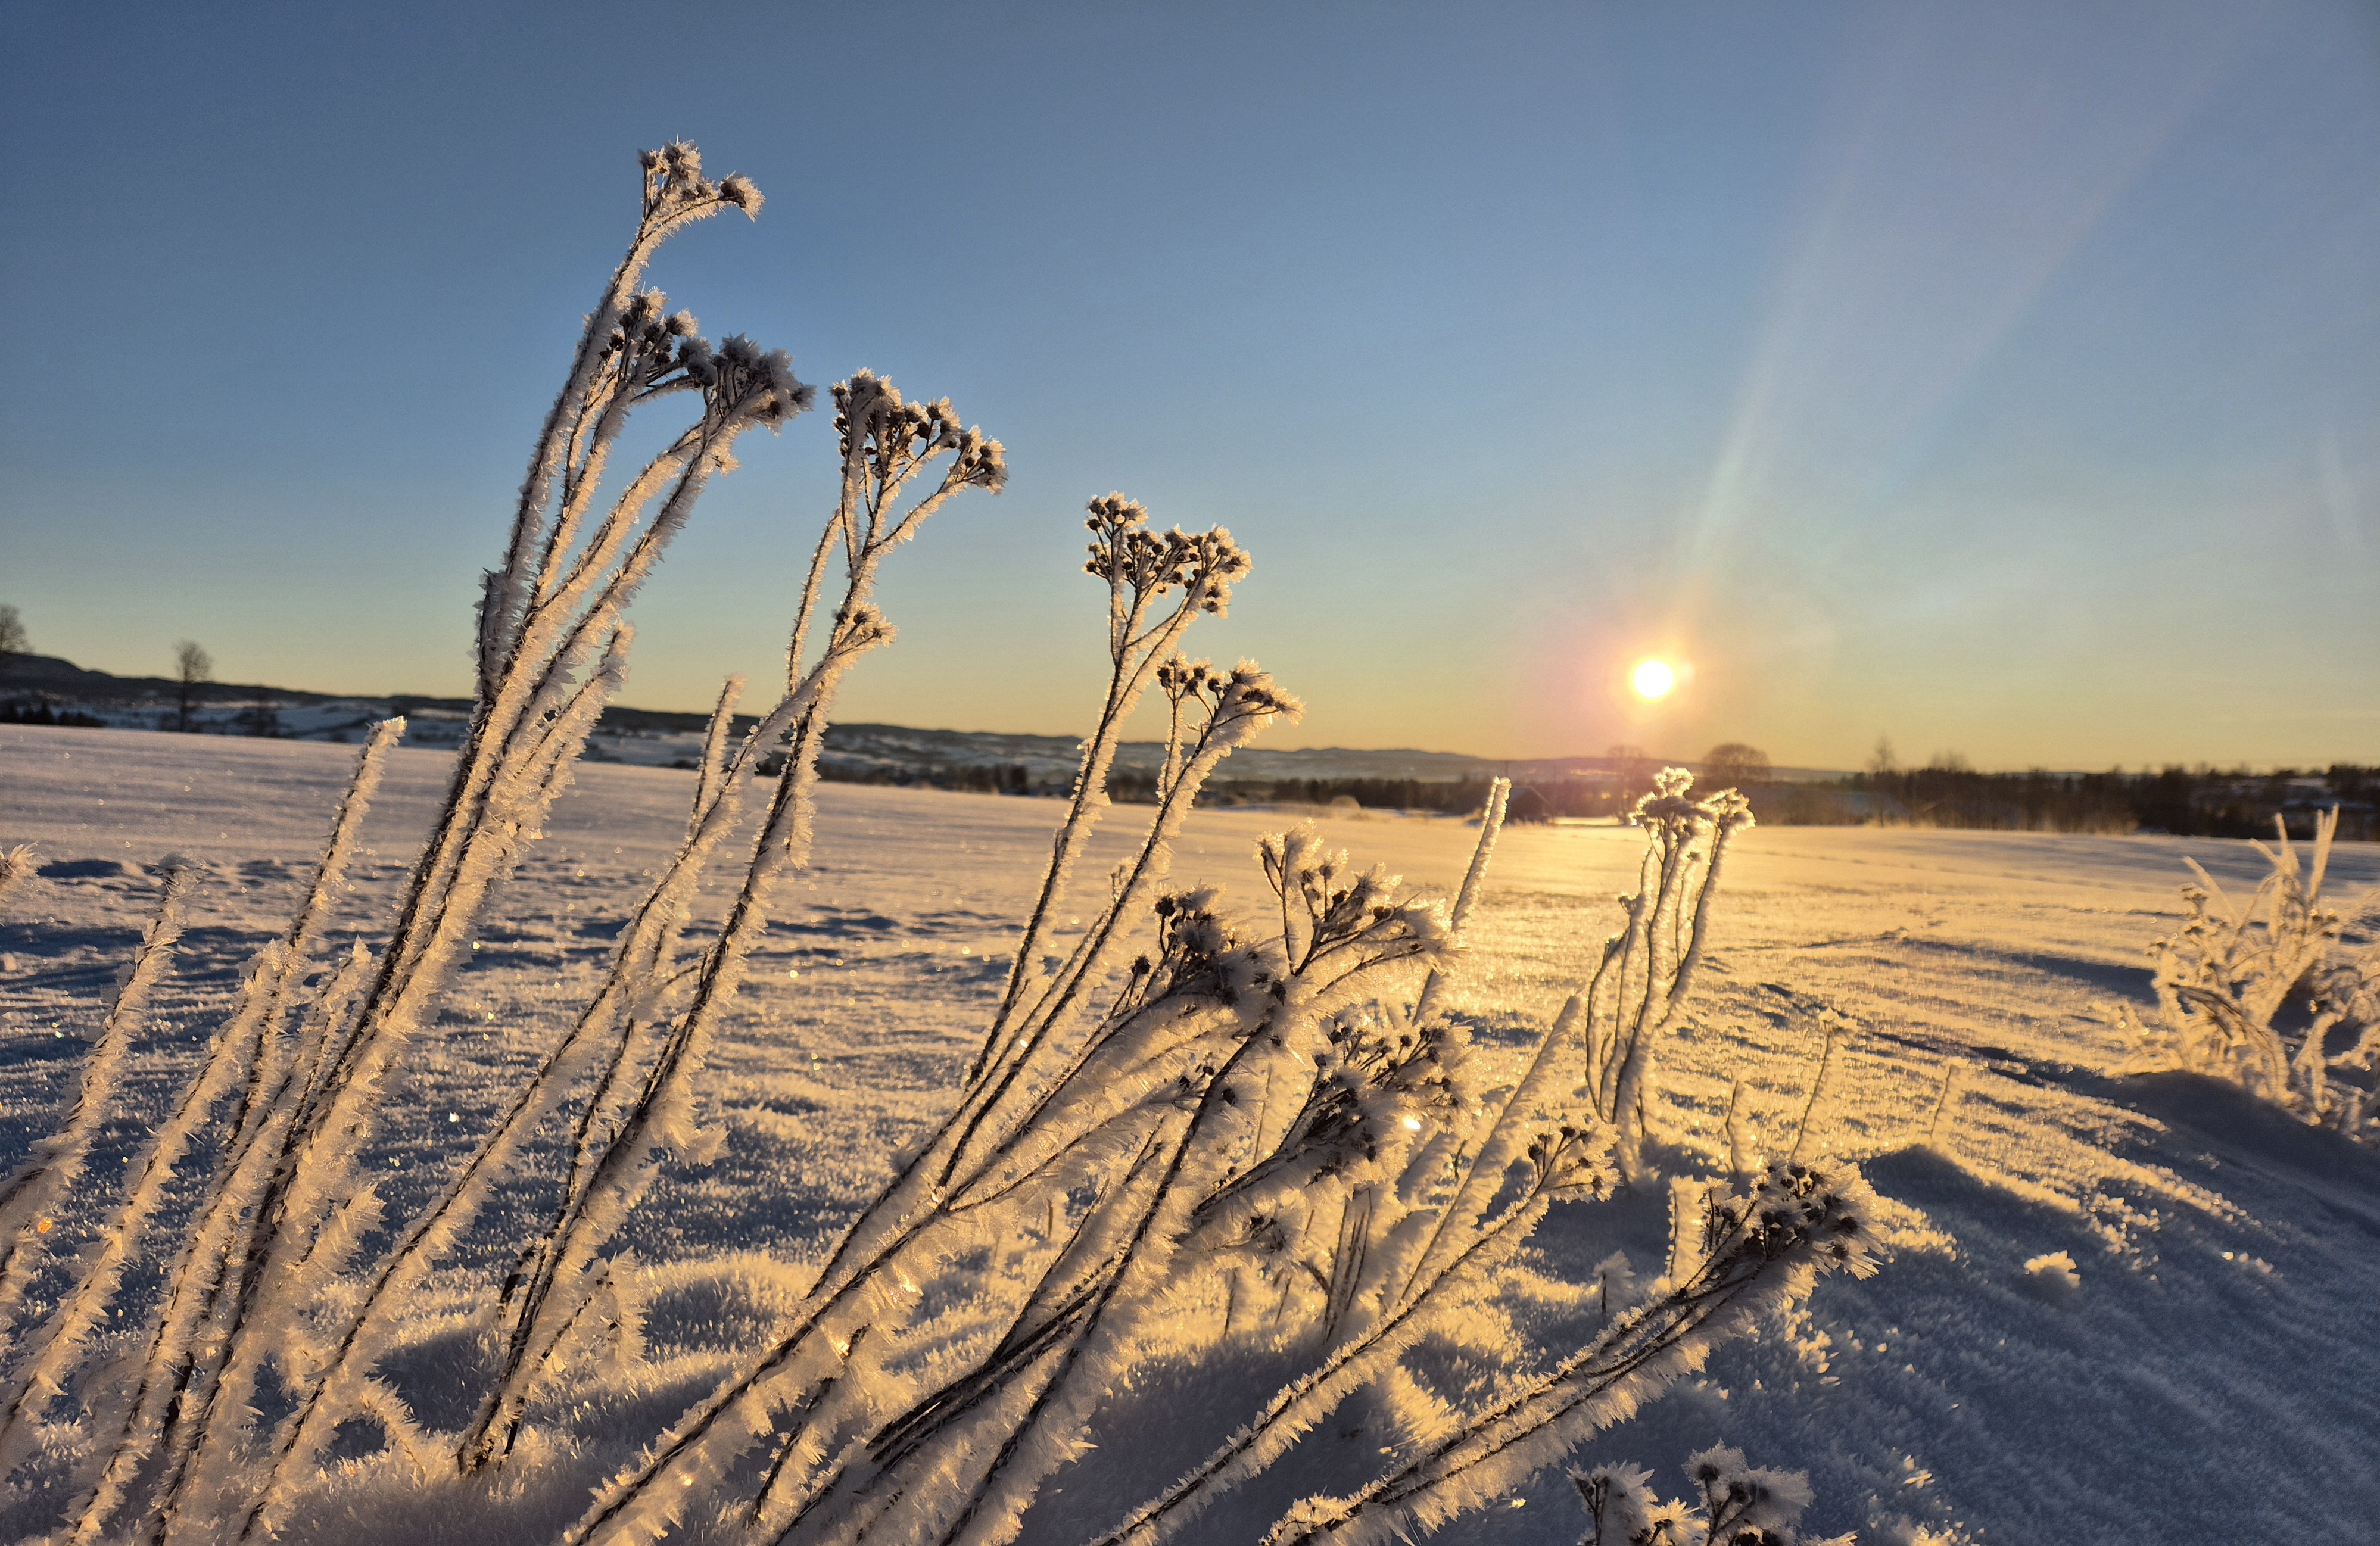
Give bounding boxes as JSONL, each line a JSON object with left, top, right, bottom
{"left": 0, "top": 606, "right": 26, "bottom": 690}
{"left": 1702, "top": 741, "right": 1772, "bottom": 790}
{"left": 173, "top": 640, "right": 213, "bottom": 733}
{"left": 1606, "top": 743, "right": 1648, "bottom": 799}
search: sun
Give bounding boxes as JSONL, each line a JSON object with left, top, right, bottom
{"left": 1630, "top": 657, "right": 1677, "bottom": 701}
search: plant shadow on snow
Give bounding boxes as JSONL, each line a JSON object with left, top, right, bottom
{"left": 1694, "top": 1083, "right": 2375, "bottom": 1544}
{"left": 768, "top": 908, "right": 899, "bottom": 937}
{"left": 1799, "top": 931, "right": 2163, "bottom": 1005}
{"left": 1362, "top": 1064, "right": 2380, "bottom": 1546}
{"left": 2108, "top": 1071, "right": 2380, "bottom": 1232}
{"left": 33, "top": 860, "right": 147, "bottom": 883}
{"left": 1439, "top": 1005, "right": 1546, "bottom": 1050}
{"left": 1022, "top": 1154, "right": 1687, "bottom": 1544}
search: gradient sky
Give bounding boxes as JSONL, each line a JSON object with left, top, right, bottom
{"left": 3, "top": 1, "right": 2375, "bottom": 770}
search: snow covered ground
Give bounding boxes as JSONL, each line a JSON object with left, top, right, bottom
{"left": 3, "top": 722, "right": 2376, "bottom": 1544}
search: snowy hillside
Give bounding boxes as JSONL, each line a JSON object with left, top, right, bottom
{"left": 3, "top": 723, "right": 2375, "bottom": 1543}
{"left": 2, "top": 653, "right": 1846, "bottom": 786}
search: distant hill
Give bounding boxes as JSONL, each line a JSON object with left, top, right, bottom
{"left": 3, "top": 654, "right": 478, "bottom": 744}
{"left": 6, "top": 653, "right": 353, "bottom": 706}
{"left": 1, "top": 653, "right": 1848, "bottom": 787}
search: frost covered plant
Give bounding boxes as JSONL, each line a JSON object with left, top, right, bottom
{"left": 0, "top": 142, "right": 909, "bottom": 1544}
{"left": 1242, "top": 1164, "right": 1877, "bottom": 1546}
{"left": 205, "top": 359, "right": 1006, "bottom": 1527}
{"left": 432, "top": 363, "right": 1004, "bottom": 1485}
{"left": 0, "top": 864, "right": 188, "bottom": 1326}
{"left": 559, "top": 567, "right": 1308, "bottom": 1543}
{"left": 1574, "top": 1445, "right": 1853, "bottom": 1546}
{"left": 562, "top": 732, "right": 1853, "bottom": 1546}
{"left": 0, "top": 722, "right": 402, "bottom": 1541}
{"left": 1576, "top": 770, "right": 1757, "bottom": 1180}
{"left": 2117, "top": 808, "right": 2380, "bottom": 1140}
{"left": 970, "top": 495, "right": 1253, "bottom": 1087}
{"left": 0, "top": 844, "right": 38, "bottom": 912}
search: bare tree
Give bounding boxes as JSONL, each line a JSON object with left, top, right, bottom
{"left": 1702, "top": 741, "right": 1772, "bottom": 790}
{"left": 0, "top": 606, "right": 26, "bottom": 689}
{"left": 173, "top": 640, "right": 213, "bottom": 733}
{"left": 1606, "top": 742, "right": 1647, "bottom": 800}
{"left": 1868, "top": 734, "right": 1898, "bottom": 777}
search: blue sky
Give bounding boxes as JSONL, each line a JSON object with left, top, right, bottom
{"left": 2, "top": 1, "right": 2374, "bottom": 769}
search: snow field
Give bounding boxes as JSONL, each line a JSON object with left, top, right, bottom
{"left": 3, "top": 724, "right": 2378, "bottom": 1542}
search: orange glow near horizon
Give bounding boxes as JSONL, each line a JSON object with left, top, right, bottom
{"left": 1630, "top": 658, "right": 1678, "bottom": 701}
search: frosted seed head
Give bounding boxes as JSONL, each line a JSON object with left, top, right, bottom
{"left": 1688, "top": 1446, "right": 1744, "bottom": 1488}
{"left": 1699, "top": 787, "right": 1756, "bottom": 830}
{"left": 1572, "top": 1464, "right": 1658, "bottom": 1543}
{"left": 1087, "top": 493, "right": 1149, "bottom": 531}
{"left": 955, "top": 431, "right": 1007, "bottom": 491}
{"left": 837, "top": 604, "right": 895, "bottom": 651}
{"left": 641, "top": 140, "right": 731, "bottom": 216}
{"left": 752, "top": 348, "right": 814, "bottom": 424}
{"left": 717, "top": 173, "right": 763, "bottom": 216}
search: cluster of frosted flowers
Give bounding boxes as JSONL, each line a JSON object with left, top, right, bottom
{"left": 1256, "top": 827, "right": 1453, "bottom": 985}
{"left": 593, "top": 288, "right": 812, "bottom": 429}
{"left": 1705, "top": 1160, "right": 1883, "bottom": 1280}
{"left": 1194, "top": 661, "right": 1303, "bottom": 740}
{"left": 637, "top": 139, "right": 759, "bottom": 220}
{"left": 833, "top": 369, "right": 1007, "bottom": 495}
{"left": 1631, "top": 766, "right": 1756, "bottom": 836}
{"left": 1573, "top": 1445, "right": 1849, "bottom": 1545}
{"left": 1084, "top": 494, "right": 1251, "bottom": 615}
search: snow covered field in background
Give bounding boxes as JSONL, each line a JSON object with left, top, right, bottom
{"left": 4, "top": 723, "right": 2378, "bottom": 1544}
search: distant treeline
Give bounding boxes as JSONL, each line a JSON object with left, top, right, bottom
{"left": 0, "top": 702, "right": 104, "bottom": 728}
{"left": 811, "top": 759, "right": 1047, "bottom": 796}
{"left": 809, "top": 762, "right": 1535, "bottom": 812}
{"left": 1111, "top": 773, "right": 1531, "bottom": 813}
{"left": 803, "top": 758, "right": 2379, "bottom": 841}
{"left": 814, "top": 765, "right": 1646, "bottom": 819}
{"left": 1830, "top": 764, "right": 2377, "bottom": 840}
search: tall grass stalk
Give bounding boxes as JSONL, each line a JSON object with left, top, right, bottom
{"left": 0, "top": 865, "right": 189, "bottom": 1323}
{"left": 0, "top": 143, "right": 823, "bottom": 1544}
{"left": 1576, "top": 772, "right": 1755, "bottom": 1180}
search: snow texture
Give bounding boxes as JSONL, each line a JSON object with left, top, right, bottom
{"left": 5, "top": 724, "right": 2379, "bottom": 1542}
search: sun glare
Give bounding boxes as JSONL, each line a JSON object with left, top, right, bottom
{"left": 1630, "top": 658, "right": 1677, "bottom": 700}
